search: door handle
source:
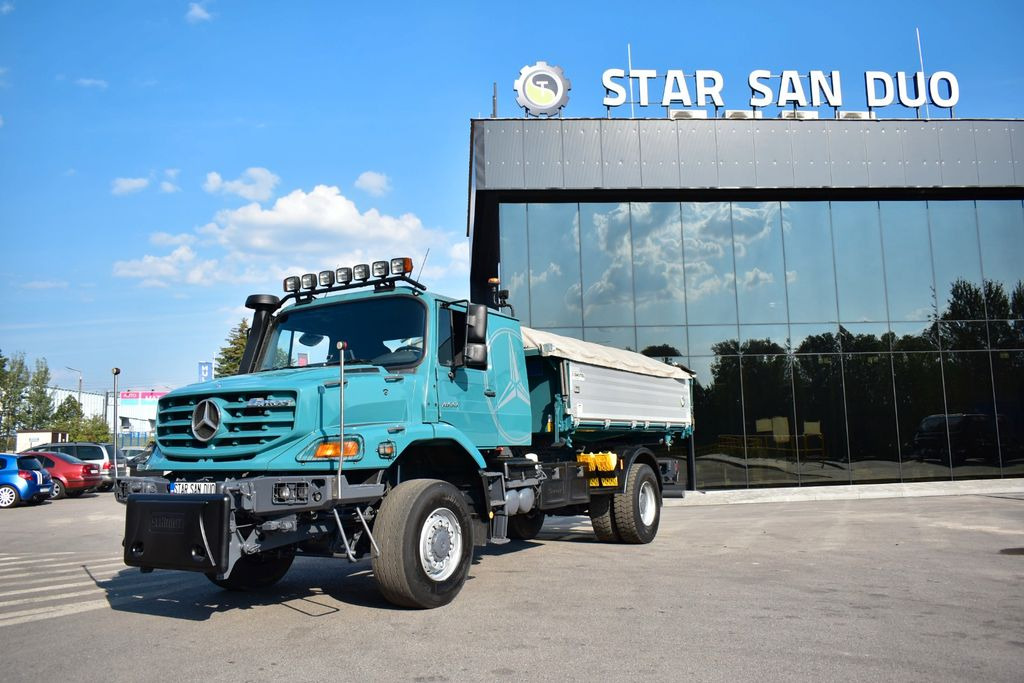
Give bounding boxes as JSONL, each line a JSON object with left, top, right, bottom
{"left": 484, "top": 389, "right": 496, "bottom": 397}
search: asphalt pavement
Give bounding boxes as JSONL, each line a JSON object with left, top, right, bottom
{"left": 1, "top": 491, "right": 1022, "bottom": 682}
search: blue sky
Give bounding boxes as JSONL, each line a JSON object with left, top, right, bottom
{"left": 0, "top": 0, "right": 1021, "bottom": 393}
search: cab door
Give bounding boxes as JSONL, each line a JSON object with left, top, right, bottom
{"left": 435, "top": 303, "right": 498, "bottom": 447}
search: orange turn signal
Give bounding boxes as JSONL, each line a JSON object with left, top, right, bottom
{"left": 315, "top": 439, "right": 360, "bottom": 458}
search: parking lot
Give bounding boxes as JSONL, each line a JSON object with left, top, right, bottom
{"left": 2, "top": 492, "right": 1022, "bottom": 682}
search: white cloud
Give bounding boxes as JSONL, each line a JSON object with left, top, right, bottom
{"left": 160, "top": 181, "right": 180, "bottom": 193}
{"left": 0, "top": 3, "right": 13, "bottom": 16}
{"left": 116, "top": 183, "right": 467, "bottom": 293}
{"left": 111, "top": 177, "right": 149, "bottom": 195}
{"left": 21, "top": 280, "right": 68, "bottom": 290}
{"left": 185, "top": 2, "right": 211, "bottom": 23}
{"left": 75, "top": 77, "right": 108, "bottom": 90}
{"left": 204, "top": 167, "right": 279, "bottom": 202}
{"left": 354, "top": 170, "right": 392, "bottom": 197}
{"left": 150, "top": 232, "right": 196, "bottom": 247}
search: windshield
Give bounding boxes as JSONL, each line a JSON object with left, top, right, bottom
{"left": 259, "top": 296, "right": 426, "bottom": 371}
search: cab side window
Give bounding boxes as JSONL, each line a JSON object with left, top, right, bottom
{"left": 437, "top": 306, "right": 467, "bottom": 367}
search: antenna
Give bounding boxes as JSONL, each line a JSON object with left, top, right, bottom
{"left": 414, "top": 248, "right": 430, "bottom": 283}
{"left": 916, "top": 27, "right": 930, "bottom": 120}
{"left": 627, "top": 43, "right": 635, "bottom": 119}
{"left": 492, "top": 82, "right": 498, "bottom": 118}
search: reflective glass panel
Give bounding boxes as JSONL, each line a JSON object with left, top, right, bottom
{"left": 687, "top": 325, "right": 740, "bottom": 358}
{"left": 929, "top": 201, "right": 984, "bottom": 321}
{"left": 880, "top": 201, "right": 936, "bottom": 321}
{"left": 498, "top": 204, "right": 531, "bottom": 326}
{"left": 991, "top": 350, "right": 1024, "bottom": 476}
{"left": 832, "top": 201, "right": 887, "bottom": 322}
{"left": 942, "top": 351, "right": 1001, "bottom": 479}
{"left": 682, "top": 202, "right": 737, "bottom": 325}
{"left": 790, "top": 323, "right": 840, "bottom": 355}
{"left": 631, "top": 202, "right": 686, "bottom": 326}
{"left": 742, "top": 355, "right": 799, "bottom": 487}
{"left": 894, "top": 352, "right": 950, "bottom": 481}
{"left": 739, "top": 325, "right": 789, "bottom": 354}
{"left": 692, "top": 354, "right": 747, "bottom": 489}
{"left": 781, "top": 202, "right": 837, "bottom": 324}
{"left": 976, "top": 200, "right": 1024, "bottom": 320}
{"left": 890, "top": 322, "right": 940, "bottom": 352}
{"left": 732, "top": 202, "right": 787, "bottom": 324}
{"left": 527, "top": 203, "right": 582, "bottom": 328}
{"left": 580, "top": 203, "right": 635, "bottom": 327}
{"left": 583, "top": 326, "right": 637, "bottom": 351}
{"left": 636, "top": 326, "right": 687, "bottom": 360}
{"left": 839, "top": 323, "right": 891, "bottom": 353}
{"left": 793, "top": 354, "right": 849, "bottom": 485}
{"left": 845, "top": 354, "right": 901, "bottom": 483}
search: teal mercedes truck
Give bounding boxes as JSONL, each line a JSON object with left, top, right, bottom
{"left": 116, "top": 257, "right": 694, "bottom": 608}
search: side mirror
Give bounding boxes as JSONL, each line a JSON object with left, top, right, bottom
{"left": 464, "top": 303, "right": 488, "bottom": 369}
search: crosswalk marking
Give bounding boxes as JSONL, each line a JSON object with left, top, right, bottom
{"left": 0, "top": 574, "right": 196, "bottom": 609}
{"left": 0, "top": 560, "right": 127, "bottom": 583}
{"left": 0, "top": 556, "right": 124, "bottom": 572}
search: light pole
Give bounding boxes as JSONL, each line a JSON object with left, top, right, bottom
{"left": 65, "top": 366, "right": 82, "bottom": 406}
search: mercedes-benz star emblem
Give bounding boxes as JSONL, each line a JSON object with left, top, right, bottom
{"left": 191, "top": 399, "right": 221, "bottom": 443}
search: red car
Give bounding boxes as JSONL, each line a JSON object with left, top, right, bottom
{"left": 23, "top": 451, "right": 102, "bottom": 499}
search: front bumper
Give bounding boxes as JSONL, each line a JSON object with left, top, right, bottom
{"left": 123, "top": 493, "right": 231, "bottom": 574}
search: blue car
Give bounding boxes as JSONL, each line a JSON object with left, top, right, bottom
{"left": 0, "top": 453, "right": 52, "bottom": 508}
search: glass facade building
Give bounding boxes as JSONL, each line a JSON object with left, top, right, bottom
{"left": 468, "top": 118, "right": 1024, "bottom": 490}
{"left": 493, "top": 199, "right": 1024, "bottom": 489}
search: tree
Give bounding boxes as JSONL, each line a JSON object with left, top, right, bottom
{"left": 23, "top": 358, "right": 54, "bottom": 429}
{"left": 215, "top": 318, "right": 250, "bottom": 378}
{"left": 52, "top": 395, "right": 84, "bottom": 436}
{"left": 0, "top": 351, "right": 30, "bottom": 440}
{"left": 75, "top": 415, "right": 111, "bottom": 443}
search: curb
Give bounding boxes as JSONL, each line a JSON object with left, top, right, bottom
{"left": 663, "top": 478, "right": 1024, "bottom": 507}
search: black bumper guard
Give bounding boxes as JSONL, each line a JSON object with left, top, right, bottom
{"left": 123, "top": 493, "right": 231, "bottom": 574}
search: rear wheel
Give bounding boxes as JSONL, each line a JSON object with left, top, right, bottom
{"left": 508, "top": 509, "right": 546, "bottom": 540}
{"left": 206, "top": 548, "right": 295, "bottom": 591}
{"left": 612, "top": 463, "right": 661, "bottom": 544}
{"left": 371, "top": 479, "right": 473, "bottom": 609}
{"left": 0, "top": 485, "right": 20, "bottom": 508}
{"left": 589, "top": 494, "right": 620, "bottom": 542}
{"left": 50, "top": 480, "right": 66, "bottom": 500}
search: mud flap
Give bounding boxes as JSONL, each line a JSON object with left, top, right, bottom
{"left": 123, "top": 493, "right": 231, "bottom": 574}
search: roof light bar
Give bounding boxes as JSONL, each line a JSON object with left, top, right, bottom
{"left": 336, "top": 267, "right": 352, "bottom": 285}
{"left": 283, "top": 276, "right": 300, "bottom": 293}
{"left": 371, "top": 261, "right": 389, "bottom": 278}
{"left": 318, "top": 270, "right": 335, "bottom": 287}
{"left": 353, "top": 264, "right": 370, "bottom": 281}
{"left": 391, "top": 257, "right": 413, "bottom": 275}
{"left": 300, "top": 273, "right": 316, "bottom": 290}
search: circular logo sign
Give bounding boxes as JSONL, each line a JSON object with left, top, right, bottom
{"left": 514, "top": 61, "right": 571, "bottom": 117}
{"left": 191, "top": 399, "right": 221, "bottom": 443}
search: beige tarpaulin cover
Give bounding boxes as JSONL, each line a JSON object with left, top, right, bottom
{"left": 521, "top": 327, "right": 693, "bottom": 380}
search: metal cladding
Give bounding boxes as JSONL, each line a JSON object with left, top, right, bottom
{"left": 470, "top": 118, "right": 1024, "bottom": 193}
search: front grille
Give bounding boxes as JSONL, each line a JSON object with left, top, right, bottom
{"left": 156, "top": 391, "right": 297, "bottom": 457}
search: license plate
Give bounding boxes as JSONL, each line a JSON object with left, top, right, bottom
{"left": 39, "top": 487, "right": 51, "bottom": 494}
{"left": 169, "top": 482, "right": 217, "bottom": 494}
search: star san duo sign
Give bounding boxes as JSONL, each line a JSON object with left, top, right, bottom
{"left": 512, "top": 61, "right": 960, "bottom": 115}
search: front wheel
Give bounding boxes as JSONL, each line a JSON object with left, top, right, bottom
{"left": 206, "top": 548, "right": 295, "bottom": 591}
{"left": 612, "top": 463, "right": 661, "bottom": 544}
{"left": 371, "top": 479, "right": 473, "bottom": 609}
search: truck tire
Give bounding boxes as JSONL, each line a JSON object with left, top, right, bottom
{"left": 206, "top": 548, "right": 295, "bottom": 591}
{"left": 507, "top": 510, "right": 546, "bottom": 540}
{"left": 589, "top": 494, "right": 620, "bottom": 542}
{"left": 612, "top": 463, "right": 661, "bottom": 544}
{"left": 371, "top": 479, "right": 473, "bottom": 609}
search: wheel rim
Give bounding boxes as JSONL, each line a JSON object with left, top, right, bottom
{"left": 638, "top": 481, "right": 657, "bottom": 526}
{"left": 51, "top": 482, "right": 62, "bottom": 499}
{"left": 0, "top": 487, "right": 15, "bottom": 507}
{"left": 419, "top": 507, "right": 463, "bottom": 582}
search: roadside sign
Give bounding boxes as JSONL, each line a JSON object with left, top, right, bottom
{"left": 198, "top": 362, "right": 214, "bottom": 382}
